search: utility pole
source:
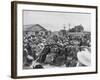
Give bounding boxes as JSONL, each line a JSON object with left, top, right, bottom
{"left": 63, "top": 24, "right": 66, "bottom": 30}
{"left": 68, "top": 23, "right": 71, "bottom": 30}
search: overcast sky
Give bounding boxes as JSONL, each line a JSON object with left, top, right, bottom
{"left": 23, "top": 10, "right": 91, "bottom": 31}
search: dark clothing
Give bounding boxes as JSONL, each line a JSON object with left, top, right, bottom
{"left": 38, "top": 45, "right": 50, "bottom": 63}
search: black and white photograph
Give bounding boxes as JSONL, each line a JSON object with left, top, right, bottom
{"left": 23, "top": 10, "right": 91, "bottom": 69}
{"left": 11, "top": 1, "right": 97, "bottom": 78}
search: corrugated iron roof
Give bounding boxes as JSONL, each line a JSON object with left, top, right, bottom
{"left": 24, "top": 24, "right": 47, "bottom": 32}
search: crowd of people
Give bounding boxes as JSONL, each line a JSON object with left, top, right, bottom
{"left": 23, "top": 31, "right": 91, "bottom": 69}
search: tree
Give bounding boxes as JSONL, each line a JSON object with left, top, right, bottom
{"left": 69, "top": 24, "right": 84, "bottom": 32}
{"left": 74, "top": 24, "right": 84, "bottom": 32}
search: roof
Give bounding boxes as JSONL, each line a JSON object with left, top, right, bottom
{"left": 24, "top": 24, "right": 47, "bottom": 32}
{"left": 66, "top": 31, "right": 90, "bottom": 36}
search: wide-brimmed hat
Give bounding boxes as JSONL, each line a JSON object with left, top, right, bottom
{"left": 27, "top": 55, "right": 33, "bottom": 60}
{"left": 77, "top": 49, "right": 91, "bottom": 66}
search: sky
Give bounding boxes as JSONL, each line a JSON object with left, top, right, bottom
{"left": 23, "top": 10, "right": 91, "bottom": 31}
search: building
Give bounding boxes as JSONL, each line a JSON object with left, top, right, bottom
{"left": 66, "top": 31, "right": 90, "bottom": 37}
{"left": 24, "top": 24, "right": 48, "bottom": 36}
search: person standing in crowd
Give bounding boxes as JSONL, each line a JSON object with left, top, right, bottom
{"left": 38, "top": 45, "right": 50, "bottom": 63}
{"left": 25, "top": 43, "right": 33, "bottom": 66}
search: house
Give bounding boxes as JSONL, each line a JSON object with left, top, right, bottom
{"left": 24, "top": 24, "right": 48, "bottom": 36}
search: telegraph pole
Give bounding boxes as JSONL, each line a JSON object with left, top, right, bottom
{"left": 68, "top": 23, "right": 71, "bottom": 30}
{"left": 64, "top": 24, "right": 66, "bottom": 30}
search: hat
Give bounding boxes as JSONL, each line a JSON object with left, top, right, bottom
{"left": 33, "top": 63, "right": 44, "bottom": 69}
{"left": 77, "top": 49, "right": 91, "bottom": 66}
{"left": 27, "top": 55, "right": 33, "bottom": 60}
